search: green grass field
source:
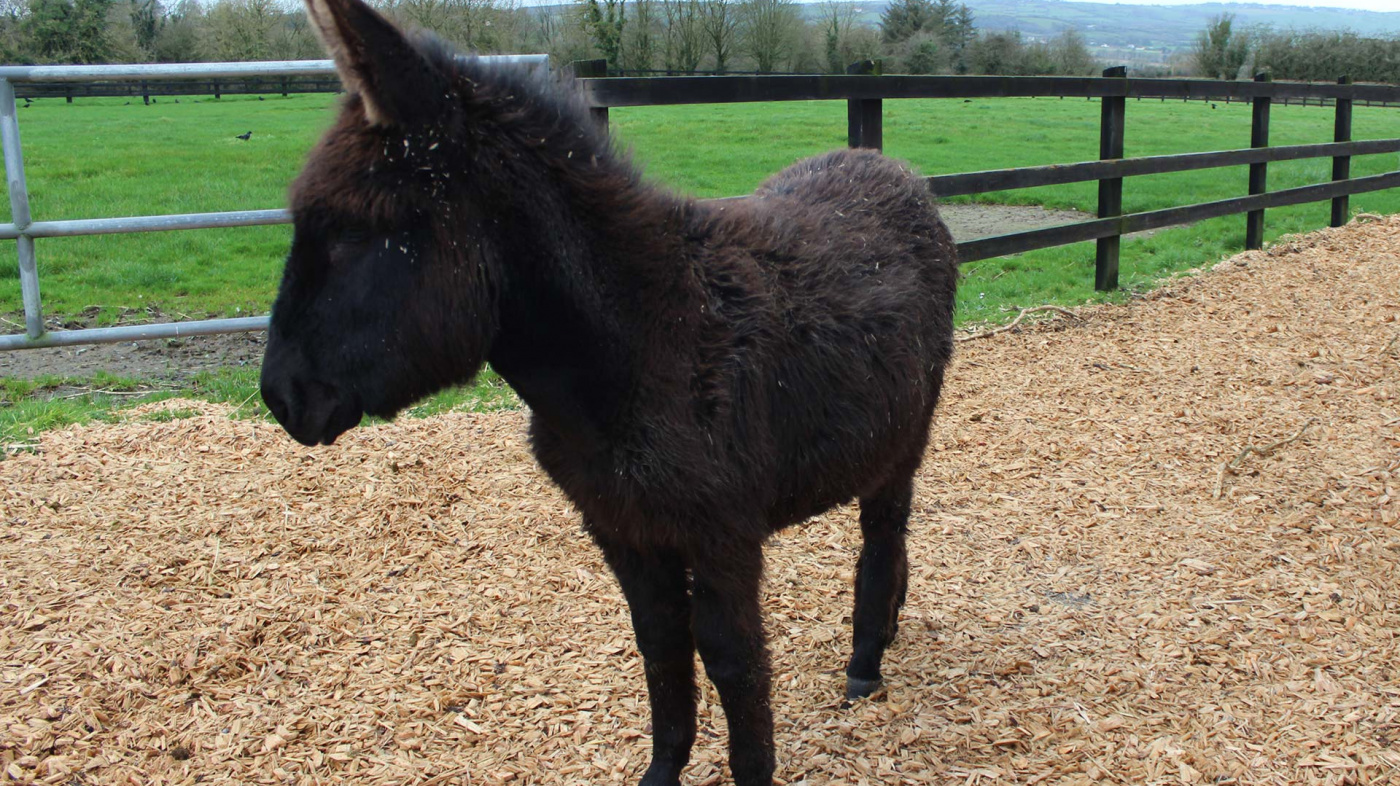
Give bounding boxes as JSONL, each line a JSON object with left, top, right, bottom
{"left": 2, "top": 90, "right": 1398, "bottom": 445}
{"left": 613, "top": 96, "right": 1400, "bottom": 321}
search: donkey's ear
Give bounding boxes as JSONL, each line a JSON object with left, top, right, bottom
{"left": 304, "top": 0, "right": 449, "bottom": 126}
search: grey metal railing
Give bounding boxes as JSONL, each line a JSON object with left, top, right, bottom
{"left": 0, "top": 55, "right": 547, "bottom": 351}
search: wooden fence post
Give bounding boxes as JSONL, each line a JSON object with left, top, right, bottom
{"left": 569, "top": 59, "right": 609, "bottom": 128}
{"left": 846, "top": 60, "right": 882, "bottom": 152}
{"left": 214, "top": 81, "right": 222, "bottom": 100}
{"left": 1246, "top": 72, "right": 1271, "bottom": 250}
{"left": 1095, "top": 65, "right": 1127, "bottom": 292}
{"left": 1331, "top": 75, "right": 1353, "bottom": 228}
{"left": 141, "top": 80, "right": 149, "bottom": 106}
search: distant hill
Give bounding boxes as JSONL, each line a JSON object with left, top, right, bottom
{"left": 813, "top": 0, "right": 1400, "bottom": 68}
{"left": 902, "top": 1, "right": 1399, "bottom": 50}
{"left": 541, "top": 0, "right": 1400, "bottom": 70}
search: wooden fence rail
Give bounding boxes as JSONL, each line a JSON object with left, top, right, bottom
{"left": 573, "top": 62, "right": 1400, "bottom": 291}
{"left": 926, "top": 140, "right": 1400, "bottom": 197}
{"left": 580, "top": 72, "right": 1400, "bottom": 107}
{"left": 14, "top": 76, "right": 344, "bottom": 103}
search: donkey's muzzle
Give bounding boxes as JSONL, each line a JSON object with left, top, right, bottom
{"left": 260, "top": 370, "right": 362, "bottom": 447}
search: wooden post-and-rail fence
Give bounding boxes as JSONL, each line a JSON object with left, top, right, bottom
{"left": 571, "top": 61, "right": 1400, "bottom": 292}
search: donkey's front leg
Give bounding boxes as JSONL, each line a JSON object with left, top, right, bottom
{"left": 691, "top": 548, "right": 775, "bottom": 786}
{"left": 592, "top": 530, "right": 697, "bottom": 786}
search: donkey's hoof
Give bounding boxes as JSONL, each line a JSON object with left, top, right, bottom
{"left": 845, "top": 676, "right": 883, "bottom": 701}
{"left": 638, "top": 763, "right": 682, "bottom": 786}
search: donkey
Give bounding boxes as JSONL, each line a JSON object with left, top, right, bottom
{"left": 259, "top": 0, "right": 959, "bottom": 782}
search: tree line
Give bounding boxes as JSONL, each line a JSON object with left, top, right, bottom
{"left": 1193, "top": 14, "right": 1400, "bottom": 85}
{"left": 0, "top": 0, "right": 1101, "bottom": 77}
{"left": 3, "top": 0, "right": 1394, "bottom": 84}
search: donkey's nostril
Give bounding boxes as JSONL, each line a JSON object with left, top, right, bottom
{"left": 259, "top": 372, "right": 359, "bottom": 446}
{"left": 261, "top": 381, "right": 292, "bottom": 427}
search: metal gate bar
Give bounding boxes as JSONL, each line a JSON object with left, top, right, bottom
{"left": 0, "top": 209, "right": 290, "bottom": 240}
{"left": 1, "top": 78, "right": 40, "bottom": 342}
{"left": 0, "top": 55, "right": 547, "bottom": 352}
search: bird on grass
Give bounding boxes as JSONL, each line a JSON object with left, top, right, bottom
{"left": 236, "top": 131, "right": 252, "bottom": 141}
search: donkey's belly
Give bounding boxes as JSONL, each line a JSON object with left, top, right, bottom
{"left": 765, "top": 421, "right": 927, "bottom": 529}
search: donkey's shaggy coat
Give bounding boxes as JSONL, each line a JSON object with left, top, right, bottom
{"left": 259, "top": 1, "right": 959, "bottom": 781}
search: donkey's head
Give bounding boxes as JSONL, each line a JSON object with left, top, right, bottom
{"left": 261, "top": 0, "right": 510, "bottom": 445}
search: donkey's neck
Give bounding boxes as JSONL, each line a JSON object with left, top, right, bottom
{"left": 484, "top": 143, "right": 694, "bottom": 455}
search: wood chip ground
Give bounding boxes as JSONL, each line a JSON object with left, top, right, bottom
{"left": 3, "top": 216, "right": 1399, "bottom": 785}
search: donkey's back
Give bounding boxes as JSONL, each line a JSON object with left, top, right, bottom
{"left": 679, "top": 148, "right": 959, "bottom": 530}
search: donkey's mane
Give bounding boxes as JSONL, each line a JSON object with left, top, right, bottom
{"left": 433, "top": 41, "right": 645, "bottom": 191}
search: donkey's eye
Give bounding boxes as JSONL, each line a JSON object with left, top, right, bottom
{"left": 327, "top": 231, "right": 373, "bottom": 265}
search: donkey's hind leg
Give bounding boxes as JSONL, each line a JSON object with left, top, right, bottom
{"left": 846, "top": 461, "right": 918, "bottom": 701}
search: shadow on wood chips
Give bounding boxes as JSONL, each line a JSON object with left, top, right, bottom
{"left": 2, "top": 216, "right": 1399, "bottom": 785}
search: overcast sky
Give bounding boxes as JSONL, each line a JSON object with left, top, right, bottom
{"left": 1086, "top": 0, "right": 1399, "bottom": 12}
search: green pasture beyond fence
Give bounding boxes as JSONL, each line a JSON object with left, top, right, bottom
{"left": 577, "top": 59, "right": 1400, "bottom": 292}
{"left": 1, "top": 60, "right": 1399, "bottom": 352}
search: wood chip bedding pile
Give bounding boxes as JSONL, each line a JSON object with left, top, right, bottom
{"left": 3, "top": 215, "right": 1399, "bottom": 785}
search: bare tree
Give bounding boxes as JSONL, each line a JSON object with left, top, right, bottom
{"left": 201, "top": 0, "right": 279, "bottom": 60}
{"left": 817, "top": 1, "right": 858, "bottom": 73}
{"left": 741, "top": 0, "right": 795, "bottom": 73}
{"left": 785, "top": 16, "right": 825, "bottom": 74}
{"left": 1050, "top": 28, "right": 1094, "bottom": 75}
{"left": 530, "top": 4, "right": 593, "bottom": 65}
{"left": 127, "top": 0, "right": 163, "bottom": 57}
{"left": 477, "top": 0, "right": 528, "bottom": 53}
{"left": 105, "top": 1, "right": 151, "bottom": 62}
{"left": 660, "top": 0, "right": 702, "bottom": 72}
{"left": 384, "top": 0, "right": 448, "bottom": 33}
{"left": 382, "top": 0, "right": 524, "bottom": 53}
{"left": 0, "top": 0, "right": 25, "bottom": 60}
{"left": 153, "top": 0, "right": 202, "bottom": 62}
{"left": 624, "top": 0, "right": 658, "bottom": 71}
{"left": 700, "top": 0, "right": 737, "bottom": 73}
{"left": 271, "top": 3, "right": 322, "bottom": 59}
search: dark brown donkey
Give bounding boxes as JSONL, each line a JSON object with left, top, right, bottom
{"left": 259, "top": 0, "right": 959, "bottom": 781}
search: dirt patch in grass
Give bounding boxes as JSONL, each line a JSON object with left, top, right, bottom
{"left": 937, "top": 202, "right": 1092, "bottom": 242}
{"left": 0, "top": 326, "right": 265, "bottom": 383}
{"left": 2, "top": 216, "right": 1398, "bottom": 785}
